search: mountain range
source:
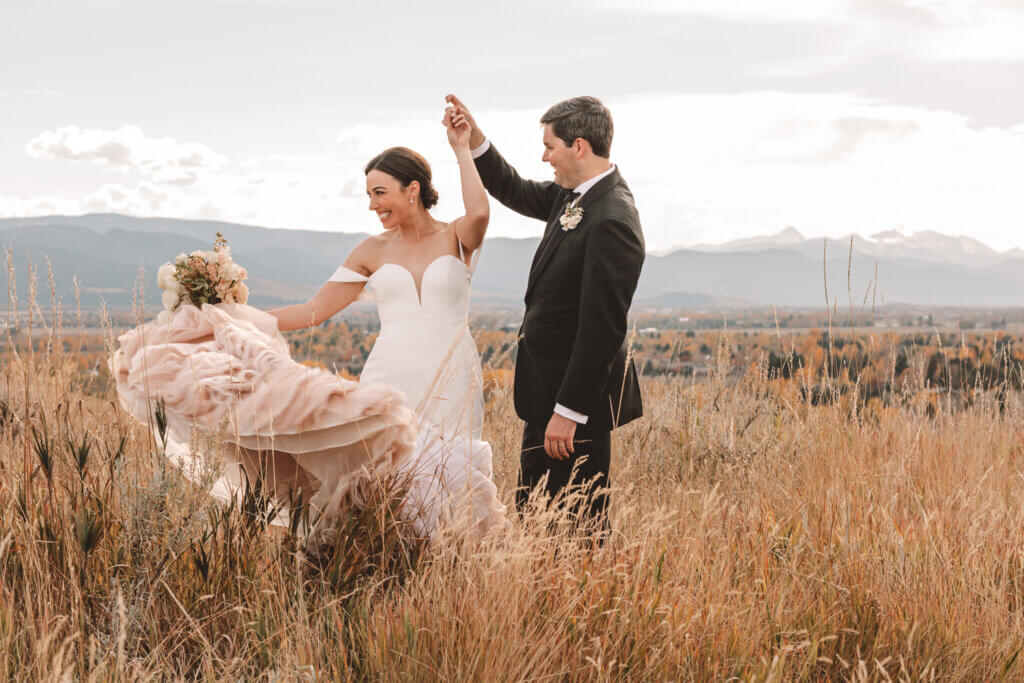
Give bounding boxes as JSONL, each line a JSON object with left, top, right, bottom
{"left": 692, "top": 227, "right": 1024, "bottom": 267}
{"left": 2, "top": 214, "right": 1023, "bottom": 311}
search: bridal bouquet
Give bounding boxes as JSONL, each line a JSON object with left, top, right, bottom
{"left": 156, "top": 232, "right": 249, "bottom": 324}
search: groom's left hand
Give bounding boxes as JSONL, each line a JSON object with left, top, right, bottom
{"left": 544, "top": 413, "right": 577, "bottom": 460}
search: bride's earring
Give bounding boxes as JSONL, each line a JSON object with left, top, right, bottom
{"left": 409, "top": 196, "right": 414, "bottom": 204}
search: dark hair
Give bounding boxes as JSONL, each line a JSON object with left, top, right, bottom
{"left": 540, "top": 96, "right": 614, "bottom": 159}
{"left": 364, "top": 147, "right": 439, "bottom": 209}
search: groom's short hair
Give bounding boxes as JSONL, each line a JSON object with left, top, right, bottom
{"left": 541, "top": 96, "right": 613, "bottom": 159}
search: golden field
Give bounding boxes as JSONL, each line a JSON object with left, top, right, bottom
{"left": 4, "top": 311, "right": 1024, "bottom": 680}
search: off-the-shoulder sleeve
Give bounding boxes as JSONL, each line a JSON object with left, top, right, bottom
{"left": 328, "top": 265, "right": 374, "bottom": 302}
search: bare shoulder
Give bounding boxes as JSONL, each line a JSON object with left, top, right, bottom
{"left": 344, "top": 235, "right": 387, "bottom": 275}
{"left": 442, "top": 220, "right": 473, "bottom": 262}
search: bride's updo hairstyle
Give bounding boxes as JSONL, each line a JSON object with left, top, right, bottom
{"left": 364, "top": 147, "right": 439, "bottom": 209}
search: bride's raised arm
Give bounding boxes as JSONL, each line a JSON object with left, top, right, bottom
{"left": 444, "top": 106, "right": 489, "bottom": 253}
{"left": 268, "top": 240, "right": 374, "bottom": 331}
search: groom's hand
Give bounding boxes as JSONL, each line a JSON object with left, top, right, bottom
{"left": 544, "top": 413, "right": 577, "bottom": 461}
{"left": 445, "top": 94, "right": 485, "bottom": 149}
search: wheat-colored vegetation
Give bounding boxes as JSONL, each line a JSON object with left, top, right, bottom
{"left": 4, "top": 275, "right": 1024, "bottom": 679}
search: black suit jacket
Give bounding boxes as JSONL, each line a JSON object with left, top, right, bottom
{"left": 475, "top": 144, "right": 645, "bottom": 431}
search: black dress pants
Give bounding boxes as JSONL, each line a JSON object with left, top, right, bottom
{"left": 517, "top": 419, "right": 611, "bottom": 530}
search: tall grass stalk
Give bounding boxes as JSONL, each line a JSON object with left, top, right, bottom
{"left": 4, "top": 266, "right": 1024, "bottom": 678}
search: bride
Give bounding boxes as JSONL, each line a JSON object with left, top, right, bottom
{"left": 268, "top": 108, "right": 504, "bottom": 536}
{"left": 111, "top": 108, "right": 505, "bottom": 543}
{"left": 271, "top": 119, "right": 487, "bottom": 440}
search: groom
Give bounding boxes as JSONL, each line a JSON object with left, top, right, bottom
{"left": 446, "top": 94, "right": 645, "bottom": 529}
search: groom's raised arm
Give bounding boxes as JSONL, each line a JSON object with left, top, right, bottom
{"left": 472, "top": 142, "right": 562, "bottom": 222}
{"left": 556, "top": 217, "right": 645, "bottom": 419}
{"left": 447, "top": 93, "right": 562, "bottom": 221}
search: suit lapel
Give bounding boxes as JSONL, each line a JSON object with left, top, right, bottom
{"left": 525, "top": 190, "right": 575, "bottom": 298}
{"left": 575, "top": 166, "right": 622, "bottom": 213}
{"left": 524, "top": 168, "right": 622, "bottom": 300}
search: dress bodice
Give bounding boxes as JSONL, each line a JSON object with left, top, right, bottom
{"left": 368, "top": 255, "right": 471, "bottom": 330}
{"left": 328, "top": 251, "right": 483, "bottom": 438}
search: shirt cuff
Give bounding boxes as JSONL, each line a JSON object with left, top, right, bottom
{"left": 554, "top": 403, "right": 589, "bottom": 425}
{"left": 470, "top": 139, "right": 491, "bottom": 159}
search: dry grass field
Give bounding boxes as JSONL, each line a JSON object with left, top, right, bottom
{"left": 4, "top": 311, "right": 1024, "bottom": 680}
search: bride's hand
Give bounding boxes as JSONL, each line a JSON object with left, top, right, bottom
{"left": 443, "top": 106, "right": 471, "bottom": 151}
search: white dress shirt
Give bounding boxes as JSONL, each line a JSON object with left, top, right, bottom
{"left": 470, "top": 139, "right": 492, "bottom": 159}
{"left": 472, "top": 138, "right": 616, "bottom": 425}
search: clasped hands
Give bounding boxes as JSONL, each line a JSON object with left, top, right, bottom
{"left": 442, "top": 101, "right": 471, "bottom": 151}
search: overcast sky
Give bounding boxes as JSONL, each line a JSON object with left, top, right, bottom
{"left": 2, "top": 0, "right": 1023, "bottom": 252}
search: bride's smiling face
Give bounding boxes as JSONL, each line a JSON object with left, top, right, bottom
{"left": 366, "top": 170, "right": 419, "bottom": 230}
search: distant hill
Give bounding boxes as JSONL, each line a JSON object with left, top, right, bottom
{"left": 693, "top": 226, "right": 1012, "bottom": 267}
{"left": 2, "top": 213, "right": 1023, "bottom": 310}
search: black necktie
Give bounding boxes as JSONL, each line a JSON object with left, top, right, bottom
{"left": 535, "top": 192, "right": 580, "bottom": 266}
{"left": 559, "top": 191, "right": 581, "bottom": 220}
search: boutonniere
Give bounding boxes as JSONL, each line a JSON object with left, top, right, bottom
{"left": 559, "top": 202, "right": 584, "bottom": 231}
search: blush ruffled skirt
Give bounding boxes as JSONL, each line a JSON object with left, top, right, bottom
{"left": 110, "top": 303, "right": 506, "bottom": 546}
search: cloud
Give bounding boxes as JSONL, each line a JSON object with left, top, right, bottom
{"left": 596, "top": 0, "right": 852, "bottom": 23}
{"left": 909, "top": 8, "right": 1024, "bottom": 61}
{"left": 0, "top": 181, "right": 181, "bottom": 218}
{"left": 25, "top": 125, "right": 226, "bottom": 185}
{"left": 5, "top": 92, "right": 1024, "bottom": 252}
{"left": 593, "top": 0, "right": 1024, "bottom": 67}
{"left": 0, "top": 175, "right": 218, "bottom": 221}
{"left": 0, "top": 194, "right": 73, "bottom": 217}
{"left": 601, "top": 92, "right": 1024, "bottom": 250}
{"left": 150, "top": 167, "right": 199, "bottom": 186}
{"left": 753, "top": 115, "right": 922, "bottom": 164}
{"left": 80, "top": 181, "right": 175, "bottom": 214}
{"left": 339, "top": 176, "right": 364, "bottom": 199}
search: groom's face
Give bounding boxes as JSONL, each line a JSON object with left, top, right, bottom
{"left": 542, "top": 124, "right": 578, "bottom": 188}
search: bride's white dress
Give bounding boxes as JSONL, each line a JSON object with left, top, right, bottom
{"left": 336, "top": 252, "right": 484, "bottom": 439}
{"left": 329, "top": 245, "right": 504, "bottom": 538}
{"left": 110, "top": 245, "right": 505, "bottom": 543}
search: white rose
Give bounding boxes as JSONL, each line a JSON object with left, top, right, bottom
{"left": 157, "top": 263, "right": 176, "bottom": 291}
{"left": 161, "top": 289, "right": 180, "bottom": 311}
{"left": 214, "top": 280, "right": 229, "bottom": 300}
{"left": 234, "top": 282, "right": 250, "bottom": 304}
{"left": 223, "top": 263, "right": 242, "bottom": 281}
{"left": 217, "top": 248, "right": 232, "bottom": 266}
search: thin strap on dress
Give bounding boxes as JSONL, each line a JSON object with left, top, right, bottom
{"left": 456, "top": 238, "right": 481, "bottom": 276}
{"left": 327, "top": 265, "right": 374, "bottom": 302}
{"left": 468, "top": 242, "right": 482, "bottom": 275}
